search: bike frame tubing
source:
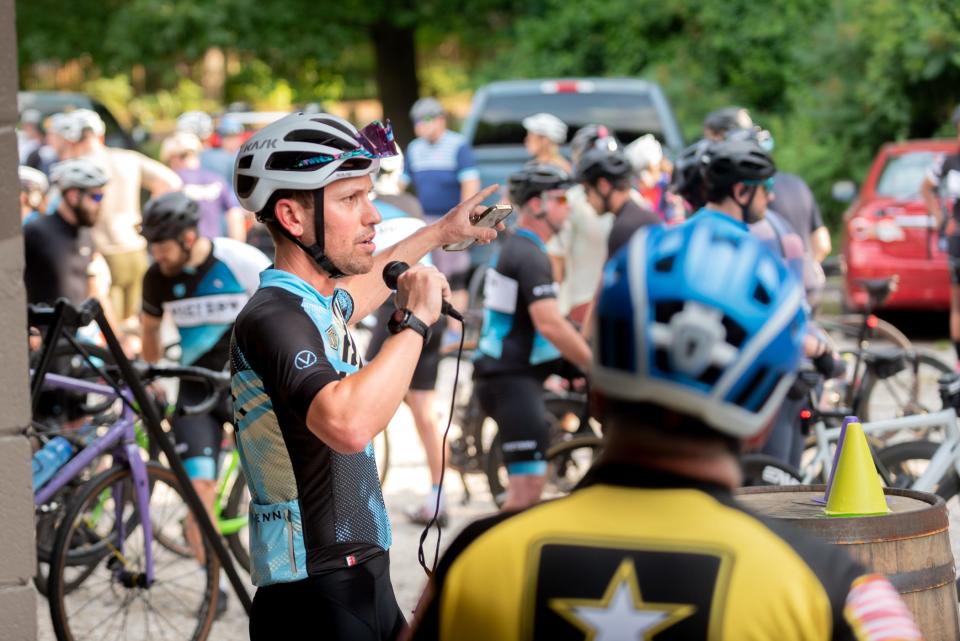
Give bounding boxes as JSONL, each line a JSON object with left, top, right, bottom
{"left": 31, "top": 301, "right": 252, "bottom": 614}
{"left": 809, "top": 408, "right": 960, "bottom": 488}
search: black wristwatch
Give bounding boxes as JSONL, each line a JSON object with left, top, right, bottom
{"left": 387, "top": 308, "right": 431, "bottom": 342}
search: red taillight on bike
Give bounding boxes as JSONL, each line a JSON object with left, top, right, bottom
{"left": 800, "top": 409, "right": 812, "bottom": 420}
{"left": 866, "top": 315, "right": 879, "bottom": 329}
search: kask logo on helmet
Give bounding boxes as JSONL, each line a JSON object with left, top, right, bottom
{"left": 240, "top": 138, "right": 279, "bottom": 154}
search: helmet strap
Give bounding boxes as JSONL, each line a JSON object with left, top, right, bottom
{"left": 275, "top": 189, "right": 347, "bottom": 279}
{"left": 734, "top": 185, "right": 761, "bottom": 224}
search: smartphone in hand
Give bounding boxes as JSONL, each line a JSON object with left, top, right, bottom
{"left": 443, "top": 204, "right": 513, "bottom": 251}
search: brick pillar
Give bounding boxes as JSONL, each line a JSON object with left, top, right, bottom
{"left": 0, "top": 1, "right": 39, "bottom": 639}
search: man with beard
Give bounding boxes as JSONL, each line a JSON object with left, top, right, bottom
{"left": 24, "top": 158, "right": 110, "bottom": 307}
{"left": 138, "top": 191, "right": 270, "bottom": 614}
{"left": 229, "top": 112, "right": 500, "bottom": 640}
{"left": 24, "top": 158, "right": 118, "bottom": 425}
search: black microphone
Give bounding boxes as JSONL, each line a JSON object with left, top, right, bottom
{"left": 382, "top": 261, "right": 464, "bottom": 322}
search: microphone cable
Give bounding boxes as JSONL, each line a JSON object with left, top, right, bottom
{"left": 417, "top": 320, "right": 465, "bottom": 578}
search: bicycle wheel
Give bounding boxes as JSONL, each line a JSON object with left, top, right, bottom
{"left": 818, "top": 315, "right": 912, "bottom": 352}
{"left": 859, "top": 351, "right": 952, "bottom": 423}
{"left": 48, "top": 463, "right": 219, "bottom": 641}
{"left": 223, "top": 466, "right": 251, "bottom": 573}
{"left": 543, "top": 435, "right": 603, "bottom": 497}
{"left": 740, "top": 454, "right": 804, "bottom": 487}
{"left": 876, "top": 440, "right": 950, "bottom": 494}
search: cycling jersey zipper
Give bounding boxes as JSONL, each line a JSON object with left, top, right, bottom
{"left": 286, "top": 509, "right": 297, "bottom": 573}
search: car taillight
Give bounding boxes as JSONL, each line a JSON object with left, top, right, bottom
{"left": 541, "top": 80, "right": 595, "bottom": 94}
{"left": 849, "top": 216, "right": 906, "bottom": 242}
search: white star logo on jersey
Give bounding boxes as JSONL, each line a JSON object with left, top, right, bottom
{"left": 550, "top": 559, "right": 695, "bottom": 641}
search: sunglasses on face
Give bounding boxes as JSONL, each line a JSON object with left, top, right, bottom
{"left": 415, "top": 115, "right": 438, "bottom": 125}
{"left": 545, "top": 192, "right": 568, "bottom": 204}
{"left": 84, "top": 191, "right": 104, "bottom": 203}
{"left": 743, "top": 177, "right": 775, "bottom": 192}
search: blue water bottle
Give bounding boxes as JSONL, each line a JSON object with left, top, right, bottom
{"left": 31, "top": 436, "right": 75, "bottom": 491}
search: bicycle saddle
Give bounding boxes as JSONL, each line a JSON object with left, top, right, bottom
{"left": 862, "top": 348, "right": 907, "bottom": 379}
{"left": 854, "top": 277, "right": 897, "bottom": 306}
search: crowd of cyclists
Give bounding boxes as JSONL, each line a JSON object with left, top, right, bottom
{"left": 18, "top": 94, "right": 956, "bottom": 639}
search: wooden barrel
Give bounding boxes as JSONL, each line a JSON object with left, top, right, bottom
{"left": 736, "top": 484, "right": 958, "bottom": 640}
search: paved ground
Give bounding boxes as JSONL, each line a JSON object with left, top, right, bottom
{"left": 36, "top": 313, "right": 960, "bottom": 639}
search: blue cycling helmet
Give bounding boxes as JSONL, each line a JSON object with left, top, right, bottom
{"left": 593, "top": 215, "right": 807, "bottom": 438}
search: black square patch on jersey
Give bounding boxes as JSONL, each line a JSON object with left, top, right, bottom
{"left": 528, "top": 542, "right": 731, "bottom": 640}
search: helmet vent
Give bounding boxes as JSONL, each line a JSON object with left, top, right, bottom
{"left": 266, "top": 151, "right": 325, "bottom": 171}
{"left": 653, "top": 255, "right": 675, "bottom": 273}
{"left": 284, "top": 129, "right": 352, "bottom": 148}
{"left": 238, "top": 155, "right": 253, "bottom": 169}
{"left": 654, "top": 300, "right": 684, "bottom": 324}
{"left": 720, "top": 315, "right": 747, "bottom": 347}
{"left": 734, "top": 366, "right": 769, "bottom": 407}
{"left": 236, "top": 175, "right": 257, "bottom": 198}
{"left": 312, "top": 118, "right": 357, "bottom": 140}
{"left": 752, "top": 283, "right": 771, "bottom": 305}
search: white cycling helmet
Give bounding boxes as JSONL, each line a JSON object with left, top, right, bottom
{"left": 234, "top": 112, "right": 398, "bottom": 276}
{"left": 19, "top": 165, "right": 49, "bottom": 193}
{"left": 176, "top": 111, "right": 214, "bottom": 140}
{"left": 160, "top": 131, "right": 203, "bottom": 164}
{"left": 523, "top": 112, "right": 568, "bottom": 145}
{"left": 71, "top": 109, "right": 105, "bottom": 138}
{"left": 50, "top": 158, "right": 109, "bottom": 191}
{"left": 625, "top": 134, "right": 663, "bottom": 172}
{"left": 49, "top": 112, "right": 83, "bottom": 143}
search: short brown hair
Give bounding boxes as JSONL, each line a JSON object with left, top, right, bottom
{"left": 262, "top": 189, "right": 315, "bottom": 243}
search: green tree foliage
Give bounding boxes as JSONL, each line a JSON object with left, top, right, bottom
{"left": 484, "top": 0, "right": 960, "bottom": 228}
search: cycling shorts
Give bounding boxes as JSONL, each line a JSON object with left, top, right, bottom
{"left": 249, "top": 551, "right": 406, "bottom": 641}
{"left": 948, "top": 235, "right": 960, "bottom": 285}
{"left": 366, "top": 301, "right": 444, "bottom": 391}
{"left": 172, "top": 380, "right": 231, "bottom": 481}
{"left": 475, "top": 375, "right": 549, "bottom": 475}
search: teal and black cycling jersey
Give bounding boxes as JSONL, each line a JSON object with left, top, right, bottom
{"left": 230, "top": 268, "right": 390, "bottom": 586}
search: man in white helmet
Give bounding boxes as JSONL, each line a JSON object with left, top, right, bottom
{"left": 229, "top": 112, "right": 500, "bottom": 640}
{"left": 54, "top": 108, "right": 182, "bottom": 328}
{"left": 523, "top": 112, "right": 571, "bottom": 173}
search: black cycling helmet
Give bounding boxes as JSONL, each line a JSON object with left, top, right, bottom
{"left": 670, "top": 139, "right": 711, "bottom": 209}
{"left": 140, "top": 192, "right": 200, "bottom": 243}
{"left": 703, "top": 106, "right": 754, "bottom": 138}
{"left": 508, "top": 162, "right": 574, "bottom": 206}
{"left": 702, "top": 139, "right": 775, "bottom": 188}
{"left": 569, "top": 124, "right": 619, "bottom": 165}
{"left": 575, "top": 146, "right": 634, "bottom": 187}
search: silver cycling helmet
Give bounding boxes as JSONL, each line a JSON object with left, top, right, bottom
{"left": 233, "top": 111, "right": 398, "bottom": 276}
{"left": 71, "top": 109, "right": 106, "bottom": 138}
{"left": 50, "top": 158, "right": 109, "bottom": 191}
{"left": 176, "top": 111, "right": 214, "bottom": 140}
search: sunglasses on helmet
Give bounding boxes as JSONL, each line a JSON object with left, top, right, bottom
{"left": 294, "top": 120, "right": 399, "bottom": 170}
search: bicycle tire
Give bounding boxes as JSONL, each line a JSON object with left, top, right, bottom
{"left": 223, "top": 466, "right": 251, "bottom": 574}
{"left": 48, "top": 463, "right": 219, "bottom": 641}
{"left": 818, "top": 315, "right": 912, "bottom": 351}
{"left": 740, "top": 454, "right": 804, "bottom": 487}
{"left": 543, "top": 435, "right": 603, "bottom": 496}
{"left": 876, "top": 440, "right": 956, "bottom": 499}
{"left": 859, "top": 350, "right": 952, "bottom": 423}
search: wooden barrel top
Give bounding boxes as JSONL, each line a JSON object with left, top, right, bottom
{"left": 735, "top": 485, "right": 948, "bottom": 543}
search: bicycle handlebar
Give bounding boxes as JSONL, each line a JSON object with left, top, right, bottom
{"left": 134, "top": 363, "right": 230, "bottom": 416}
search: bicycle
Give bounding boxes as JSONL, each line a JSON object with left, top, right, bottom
{"left": 817, "top": 276, "right": 946, "bottom": 422}
{"left": 35, "top": 366, "right": 225, "bottom": 641}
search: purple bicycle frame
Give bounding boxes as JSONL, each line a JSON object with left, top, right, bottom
{"left": 34, "top": 372, "right": 158, "bottom": 584}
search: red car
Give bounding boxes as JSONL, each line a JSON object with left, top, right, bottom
{"left": 841, "top": 139, "right": 957, "bottom": 311}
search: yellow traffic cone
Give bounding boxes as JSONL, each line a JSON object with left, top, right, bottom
{"left": 825, "top": 421, "right": 889, "bottom": 517}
